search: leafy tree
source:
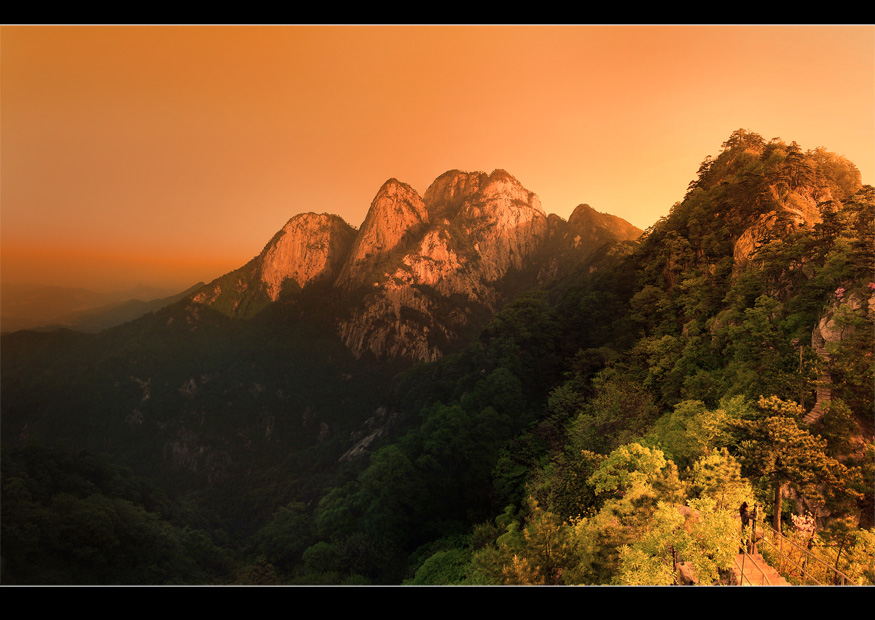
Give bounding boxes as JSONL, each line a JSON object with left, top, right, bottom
{"left": 314, "top": 481, "right": 360, "bottom": 541}
{"left": 689, "top": 448, "right": 753, "bottom": 511}
{"left": 733, "top": 397, "right": 862, "bottom": 531}
{"left": 499, "top": 498, "right": 574, "bottom": 585}
{"left": 553, "top": 443, "right": 684, "bottom": 584}
{"left": 824, "top": 287, "right": 875, "bottom": 418}
{"left": 588, "top": 443, "right": 669, "bottom": 500}
{"left": 649, "top": 397, "right": 749, "bottom": 469}
{"left": 406, "top": 547, "right": 472, "bottom": 585}
{"left": 232, "top": 558, "right": 282, "bottom": 585}
{"left": 357, "top": 445, "right": 427, "bottom": 545}
{"left": 532, "top": 449, "right": 605, "bottom": 523}
{"left": 568, "top": 367, "right": 660, "bottom": 455}
{"left": 629, "top": 284, "right": 672, "bottom": 336}
{"left": 615, "top": 497, "right": 738, "bottom": 585}
{"left": 251, "top": 502, "right": 315, "bottom": 572}
{"left": 0, "top": 445, "right": 233, "bottom": 584}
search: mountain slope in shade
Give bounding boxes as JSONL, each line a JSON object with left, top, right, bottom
{"left": 538, "top": 203, "right": 644, "bottom": 282}
{"left": 41, "top": 282, "right": 206, "bottom": 333}
{"left": 191, "top": 169, "right": 642, "bottom": 363}
{"left": 0, "top": 283, "right": 195, "bottom": 334}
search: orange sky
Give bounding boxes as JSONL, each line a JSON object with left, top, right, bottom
{"left": 2, "top": 25, "right": 873, "bottom": 292}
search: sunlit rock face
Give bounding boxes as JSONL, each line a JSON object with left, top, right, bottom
{"left": 336, "top": 170, "right": 551, "bottom": 361}
{"left": 260, "top": 213, "right": 356, "bottom": 300}
{"left": 732, "top": 182, "right": 847, "bottom": 275}
{"left": 192, "top": 169, "right": 640, "bottom": 363}
{"left": 192, "top": 212, "right": 355, "bottom": 316}
{"left": 423, "top": 170, "right": 487, "bottom": 221}
{"left": 337, "top": 179, "right": 430, "bottom": 290}
{"left": 335, "top": 170, "right": 550, "bottom": 298}
{"left": 421, "top": 169, "right": 550, "bottom": 294}
{"left": 444, "top": 169, "right": 549, "bottom": 282}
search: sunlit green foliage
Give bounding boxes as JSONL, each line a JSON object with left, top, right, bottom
{"left": 689, "top": 448, "right": 753, "bottom": 511}
{"left": 732, "top": 397, "right": 863, "bottom": 531}
{"left": 3, "top": 131, "right": 872, "bottom": 585}
{"left": 649, "top": 398, "right": 748, "bottom": 469}
{"left": 616, "top": 498, "right": 738, "bottom": 585}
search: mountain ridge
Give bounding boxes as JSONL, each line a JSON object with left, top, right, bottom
{"left": 0, "top": 282, "right": 204, "bottom": 333}
{"left": 2, "top": 130, "right": 872, "bottom": 585}
{"left": 188, "top": 168, "right": 641, "bottom": 363}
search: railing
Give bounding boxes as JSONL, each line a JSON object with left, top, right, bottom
{"left": 733, "top": 548, "right": 773, "bottom": 586}
{"left": 746, "top": 515, "right": 857, "bottom": 586}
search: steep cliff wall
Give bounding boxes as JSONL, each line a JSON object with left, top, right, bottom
{"left": 191, "top": 213, "right": 355, "bottom": 317}
{"left": 192, "top": 169, "right": 641, "bottom": 363}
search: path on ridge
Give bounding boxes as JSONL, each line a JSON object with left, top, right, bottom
{"left": 802, "top": 326, "right": 831, "bottom": 425}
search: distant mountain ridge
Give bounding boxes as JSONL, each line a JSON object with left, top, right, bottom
{"left": 0, "top": 282, "right": 203, "bottom": 333}
{"left": 189, "top": 169, "right": 643, "bottom": 362}
{"left": 44, "top": 283, "right": 207, "bottom": 333}
{"left": 2, "top": 131, "right": 871, "bottom": 586}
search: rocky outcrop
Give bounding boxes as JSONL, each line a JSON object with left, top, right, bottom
{"left": 192, "top": 169, "right": 640, "bottom": 363}
{"left": 337, "top": 180, "right": 429, "bottom": 290}
{"left": 804, "top": 283, "right": 875, "bottom": 425}
{"left": 335, "top": 170, "right": 552, "bottom": 361}
{"left": 537, "top": 204, "right": 642, "bottom": 282}
{"left": 191, "top": 212, "right": 355, "bottom": 317}
{"left": 451, "top": 169, "right": 549, "bottom": 282}
{"left": 732, "top": 176, "right": 858, "bottom": 274}
{"left": 567, "top": 203, "right": 643, "bottom": 248}
{"left": 805, "top": 320, "right": 833, "bottom": 426}
{"left": 259, "top": 213, "right": 356, "bottom": 301}
{"left": 423, "top": 170, "right": 487, "bottom": 221}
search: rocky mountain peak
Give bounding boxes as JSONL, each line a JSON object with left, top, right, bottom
{"left": 336, "top": 179, "right": 429, "bottom": 290}
{"left": 259, "top": 213, "right": 356, "bottom": 301}
{"left": 452, "top": 169, "right": 548, "bottom": 281}
{"left": 423, "top": 169, "right": 544, "bottom": 222}
{"left": 730, "top": 151, "right": 862, "bottom": 274}
{"left": 190, "top": 168, "right": 641, "bottom": 363}
{"left": 567, "top": 203, "right": 643, "bottom": 243}
{"left": 334, "top": 168, "right": 556, "bottom": 362}
{"left": 190, "top": 212, "right": 355, "bottom": 316}
{"left": 567, "top": 203, "right": 599, "bottom": 226}
{"left": 423, "top": 170, "right": 487, "bottom": 221}
{"left": 480, "top": 169, "right": 544, "bottom": 214}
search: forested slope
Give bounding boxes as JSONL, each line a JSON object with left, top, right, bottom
{"left": 279, "top": 130, "right": 873, "bottom": 585}
{"left": 2, "top": 130, "right": 872, "bottom": 585}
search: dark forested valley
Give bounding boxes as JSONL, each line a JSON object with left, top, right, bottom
{"left": 2, "top": 130, "right": 873, "bottom": 585}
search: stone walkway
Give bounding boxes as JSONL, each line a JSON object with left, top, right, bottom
{"left": 734, "top": 551, "right": 790, "bottom": 585}
{"left": 802, "top": 326, "right": 831, "bottom": 426}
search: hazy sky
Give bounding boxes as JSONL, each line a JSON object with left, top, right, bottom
{"left": 2, "top": 25, "right": 873, "bottom": 292}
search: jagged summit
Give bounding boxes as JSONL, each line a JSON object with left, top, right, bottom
{"left": 678, "top": 130, "right": 864, "bottom": 274}
{"left": 567, "top": 203, "right": 643, "bottom": 246}
{"left": 191, "top": 212, "right": 355, "bottom": 316}
{"left": 260, "top": 213, "right": 356, "bottom": 300}
{"left": 334, "top": 169, "right": 554, "bottom": 361}
{"left": 190, "top": 168, "right": 640, "bottom": 362}
{"left": 423, "top": 170, "right": 487, "bottom": 221}
{"left": 337, "top": 179, "right": 429, "bottom": 290}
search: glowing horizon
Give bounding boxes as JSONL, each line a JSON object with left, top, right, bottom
{"left": 2, "top": 25, "right": 873, "bottom": 293}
